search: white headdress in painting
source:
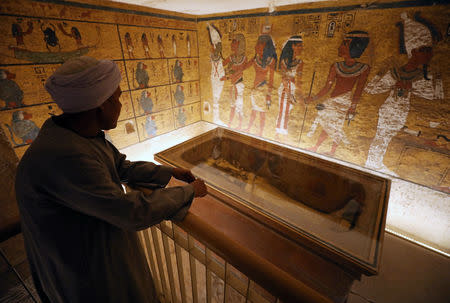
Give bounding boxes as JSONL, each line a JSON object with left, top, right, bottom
{"left": 401, "top": 12, "right": 432, "bottom": 58}
{"left": 206, "top": 23, "right": 221, "bottom": 47}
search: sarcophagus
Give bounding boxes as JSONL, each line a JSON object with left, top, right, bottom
{"left": 155, "top": 127, "right": 390, "bottom": 301}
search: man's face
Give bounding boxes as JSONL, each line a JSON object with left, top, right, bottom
{"left": 99, "top": 86, "right": 122, "bottom": 130}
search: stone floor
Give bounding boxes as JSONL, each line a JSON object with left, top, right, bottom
{"left": 0, "top": 234, "right": 40, "bottom": 303}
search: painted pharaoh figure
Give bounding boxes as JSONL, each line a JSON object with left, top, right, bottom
{"left": 364, "top": 12, "right": 444, "bottom": 175}
{"left": 207, "top": 23, "right": 226, "bottom": 126}
{"left": 306, "top": 31, "right": 370, "bottom": 156}
{"left": 221, "top": 33, "right": 247, "bottom": 130}
{"left": 244, "top": 32, "right": 277, "bottom": 137}
{"left": 276, "top": 35, "right": 304, "bottom": 139}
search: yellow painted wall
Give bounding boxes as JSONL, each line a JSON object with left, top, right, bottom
{"left": 0, "top": 0, "right": 448, "bottom": 193}
{"left": 0, "top": 0, "right": 201, "bottom": 154}
{"left": 197, "top": 0, "right": 450, "bottom": 192}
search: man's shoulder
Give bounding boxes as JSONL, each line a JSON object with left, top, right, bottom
{"left": 19, "top": 118, "right": 96, "bottom": 168}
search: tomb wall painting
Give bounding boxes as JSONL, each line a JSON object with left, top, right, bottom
{"left": 197, "top": 1, "right": 450, "bottom": 193}
{"left": 0, "top": 0, "right": 200, "bottom": 153}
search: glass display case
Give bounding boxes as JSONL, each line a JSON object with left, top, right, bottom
{"left": 155, "top": 128, "right": 391, "bottom": 274}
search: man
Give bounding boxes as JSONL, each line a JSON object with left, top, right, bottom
{"left": 15, "top": 56, "right": 207, "bottom": 303}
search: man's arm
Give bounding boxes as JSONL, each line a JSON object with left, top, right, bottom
{"left": 39, "top": 153, "right": 195, "bottom": 230}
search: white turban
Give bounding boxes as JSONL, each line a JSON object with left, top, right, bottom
{"left": 45, "top": 56, "right": 121, "bottom": 113}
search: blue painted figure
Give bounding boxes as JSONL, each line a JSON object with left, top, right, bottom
{"left": 0, "top": 69, "right": 24, "bottom": 109}
{"left": 173, "top": 60, "right": 183, "bottom": 83}
{"left": 176, "top": 108, "right": 186, "bottom": 127}
{"left": 144, "top": 115, "right": 157, "bottom": 137}
{"left": 5, "top": 110, "right": 40, "bottom": 146}
{"left": 174, "top": 85, "right": 185, "bottom": 106}
{"left": 135, "top": 62, "right": 149, "bottom": 88}
{"left": 139, "top": 90, "right": 153, "bottom": 114}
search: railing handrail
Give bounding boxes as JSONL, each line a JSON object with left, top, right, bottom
{"left": 177, "top": 211, "right": 334, "bottom": 303}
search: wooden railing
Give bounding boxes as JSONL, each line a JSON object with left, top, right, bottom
{"left": 137, "top": 182, "right": 350, "bottom": 303}
{"left": 138, "top": 219, "right": 333, "bottom": 303}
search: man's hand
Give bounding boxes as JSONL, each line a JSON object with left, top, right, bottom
{"left": 172, "top": 168, "right": 196, "bottom": 183}
{"left": 191, "top": 179, "right": 207, "bottom": 197}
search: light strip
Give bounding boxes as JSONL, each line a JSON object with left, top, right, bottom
{"left": 386, "top": 228, "right": 449, "bottom": 258}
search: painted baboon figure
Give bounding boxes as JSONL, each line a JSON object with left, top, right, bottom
{"left": 0, "top": 69, "right": 24, "bottom": 109}
{"left": 139, "top": 90, "right": 153, "bottom": 114}
{"left": 135, "top": 62, "right": 149, "bottom": 88}
{"left": 5, "top": 111, "right": 39, "bottom": 146}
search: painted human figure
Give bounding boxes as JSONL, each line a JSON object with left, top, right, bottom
{"left": 11, "top": 20, "right": 33, "bottom": 46}
{"left": 139, "top": 90, "right": 153, "bottom": 114}
{"left": 364, "top": 12, "right": 443, "bottom": 175}
{"left": 172, "top": 34, "right": 177, "bottom": 57}
{"left": 5, "top": 111, "right": 40, "bottom": 146}
{"left": 58, "top": 24, "right": 83, "bottom": 47}
{"left": 276, "top": 35, "right": 304, "bottom": 138}
{"left": 221, "top": 33, "right": 247, "bottom": 130}
{"left": 144, "top": 115, "right": 157, "bottom": 138}
{"left": 244, "top": 34, "right": 277, "bottom": 137}
{"left": 306, "top": 31, "right": 370, "bottom": 156}
{"left": 0, "top": 69, "right": 24, "bottom": 109}
{"left": 157, "top": 34, "right": 165, "bottom": 58}
{"left": 124, "top": 32, "right": 135, "bottom": 59}
{"left": 135, "top": 62, "right": 149, "bottom": 88}
{"left": 207, "top": 23, "right": 226, "bottom": 126}
{"left": 141, "top": 33, "right": 150, "bottom": 58}
{"left": 186, "top": 34, "right": 191, "bottom": 57}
